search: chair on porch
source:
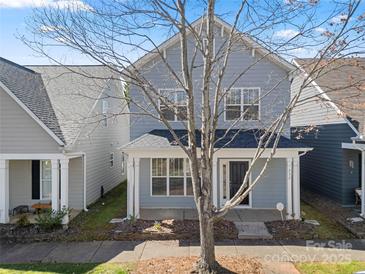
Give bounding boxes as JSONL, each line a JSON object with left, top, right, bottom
{"left": 355, "top": 188, "right": 362, "bottom": 206}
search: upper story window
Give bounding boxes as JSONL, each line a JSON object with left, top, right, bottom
{"left": 102, "top": 100, "right": 109, "bottom": 127}
{"left": 159, "top": 89, "right": 187, "bottom": 121}
{"left": 203, "top": 38, "right": 215, "bottom": 57}
{"left": 110, "top": 152, "right": 114, "bottom": 167}
{"left": 224, "top": 88, "right": 260, "bottom": 121}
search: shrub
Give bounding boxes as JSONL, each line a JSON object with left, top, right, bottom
{"left": 16, "top": 214, "right": 30, "bottom": 227}
{"left": 153, "top": 221, "right": 162, "bottom": 231}
{"left": 35, "top": 207, "right": 70, "bottom": 230}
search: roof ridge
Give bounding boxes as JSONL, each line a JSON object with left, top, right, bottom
{"left": 0, "top": 57, "right": 36, "bottom": 74}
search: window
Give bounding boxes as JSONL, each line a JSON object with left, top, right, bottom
{"left": 151, "top": 158, "right": 193, "bottom": 196}
{"left": 224, "top": 88, "right": 260, "bottom": 121}
{"left": 159, "top": 89, "right": 187, "bottom": 121}
{"left": 40, "top": 160, "right": 51, "bottom": 200}
{"left": 110, "top": 153, "right": 114, "bottom": 167}
{"left": 121, "top": 153, "right": 125, "bottom": 175}
{"left": 102, "top": 100, "right": 109, "bottom": 127}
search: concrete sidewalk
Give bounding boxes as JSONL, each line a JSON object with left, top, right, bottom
{"left": 1, "top": 239, "right": 364, "bottom": 264}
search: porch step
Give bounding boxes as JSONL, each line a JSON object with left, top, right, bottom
{"left": 234, "top": 222, "right": 273, "bottom": 240}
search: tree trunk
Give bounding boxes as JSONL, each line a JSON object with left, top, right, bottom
{"left": 197, "top": 203, "right": 216, "bottom": 273}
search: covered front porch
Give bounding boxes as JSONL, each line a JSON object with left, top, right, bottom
{"left": 0, "top": 153, "right": 85, "bottom": 224}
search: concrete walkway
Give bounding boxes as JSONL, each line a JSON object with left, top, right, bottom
{"left": 1, "top": 239, "right": 364, "bottom": 265}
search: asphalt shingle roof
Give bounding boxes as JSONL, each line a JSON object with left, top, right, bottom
{"left": 28, "top": 65, "right": 115, "bottom": 145}
{"left": 123, "top": 129, "right": 308, "bottom": 149}
{"left": 0, "top": 57, "right": 65, "bottom": 143}
{"left": 296, "top": 58, "right": 365, "bottom": 135}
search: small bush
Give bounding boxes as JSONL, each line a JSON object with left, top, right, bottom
{"left": 36, "top": 207, "right": 70, "bottom": 230}
{"left": 153, "top": 221, "right": 162, "bottom": 231}
{"left": 16, "top": 214, "right": 30, "bottom": 227}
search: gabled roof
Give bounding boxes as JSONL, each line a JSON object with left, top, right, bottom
{"left": 28, "top": 65, "right": 116, "bottom": 146}
{"left": 130, "top": 15, "right": 295, "bottom": 72}
{"left": 122, "top": 129, "right": 308, "bottom": 150}
{"left": 0, "top": 57, "right": 65, "bottom": 145}
{"left": 295, "top": 58, "right": 365, "bottom": 136}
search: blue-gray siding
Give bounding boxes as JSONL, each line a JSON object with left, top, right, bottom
{"left": 129, "top": 26, "right": 291, "bottom": 140}
{"left": 291, "top": 123, "right": 360, "bottom": 205}
{"left": 139, "top": 157, "right": 287, "bottom": 209}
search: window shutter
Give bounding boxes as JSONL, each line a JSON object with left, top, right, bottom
{"left": 32, "top": 160, "right": 40, "bottom": 199}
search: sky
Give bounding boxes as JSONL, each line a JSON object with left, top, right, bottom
{"left": 0, "top": 0, "right": 364, "bottom": 66}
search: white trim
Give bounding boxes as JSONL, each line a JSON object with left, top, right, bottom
{"left": 51, "top": 159, "right": 59, "bottom": 212}
{"left": 134, "top": 158, "right": 140, "bottom": 218}
{"left": 0, "top": 154, "right": 66, "bottom": 160}
{"left": 342, "top": 142, "right": 365, "bottom": 150}
{"left": 286, "top": 158, "right": 293, "bottom": 219}
{"left": 60, "top": 158, "right": 69, "bottom": 224}
{"left": 127, "top": 157, "right": 135, "bottom": 217}
{"left": 0, "top": 160, "right": 9, "bottom": 223}
{"left": 292, "top": 156, "right": 300, "bottom": 220}
{"left": 128, "top": 16, "right": 295, "bottom": 73}
{"left": 219, "top": 158, "right": 252, "bottom": 208}
{"left": 158, "top": 88, "right": 187, "bottom": 122}
{"left": 223, "top": 87, "right": 261, "bottom": 122}
{"left": 361, "top": 150, "right": 365, "bottom": 218}
{"left": 150, "top": 157, "right": 194, "bottom": 197}
{"left": 212, "top": 157, "right": 218, "bottom": 207}
{"left": 292, "top": 60, "right": 361, "bottom": 137}
{"left": 0, "top": 80, "right": 65, "bottom": 146}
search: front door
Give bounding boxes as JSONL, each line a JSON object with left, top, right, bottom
{"left": 220, "top": 160, "right": 250, "bottom": 207}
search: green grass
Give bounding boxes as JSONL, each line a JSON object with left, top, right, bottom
{"left": 301, "top": 202, "right": 353, "bottom": 239}
{"left": 0, "top": 263, "right": 133, "bottom": 274}
{"left": 65, "top": 182, "right": 127, "bottom": 241}
{"left": 296, "top": 261, "right": 365, "bottom": 274}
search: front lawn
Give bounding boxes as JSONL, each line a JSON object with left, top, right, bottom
{"left": 296, "top": 261, "right": 365, "bottom": 274}
{"left": 301, "top": 201, "right": 354, "bottom": 239}
{"left": 0, "top": 263, "right": 132, "bottom": 274}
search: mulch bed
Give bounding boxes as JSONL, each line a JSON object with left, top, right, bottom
{"left": 112, "top": 219, "right": 238, "bottom": 241}
{"left": 302, "top": 190, "right": 364, "bottom": 238}
{"left": 0, "top": 218, "right": 238, "bottom": 243}
{"left": 134, "top": 256, "right": 263, "bottom": 274}
{"left": 265, "top": 220, "right": 316, "bottom": 240}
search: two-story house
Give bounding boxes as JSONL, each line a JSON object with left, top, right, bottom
{"left": 121, "top": 16, "right": 310, "bottom": 221}
{"left": 0, "top": 57, "right": 129, "bottom": 224}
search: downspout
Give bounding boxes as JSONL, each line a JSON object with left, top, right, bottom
{"left": 83, "top": 153, "right": 88, "bottom": 212}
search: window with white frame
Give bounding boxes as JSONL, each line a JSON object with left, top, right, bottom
{"left": 121, "top": 152, "right": 125, "bottom": 174}
{"left": 110, "top": 153, "right": 114, "bottom": 167}
{"left": 225, "top": 88, "right": 260, "bottom": 121}
{"left": 102, "top": 100, "right": 109, "bottom": 127}
{"left": 151, "top": 158, "right": 194, "bottom": 196}
{"left": 159, "top": 89, "right": 187, "bottom": 121}
{"left": 40, "top": 160, "right": 52, "bottom": 200}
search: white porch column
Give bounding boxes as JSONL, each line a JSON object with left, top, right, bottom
{"left": 361, "top": 150, "right": 365, "bottom": 218}
{"left": 127, "top": 156, "right": 135, "bottom": 217}
{"left": 293, "top": 156, "right": 301, "bottom": 220}
{"left": 286, "top": 158, "right": 293, "bottom": 219}
{"left": 212, "top": 157, "right": 218, "bottom": 207}
{"left": 60, "top": 159, "right": 69, "bottom": 224}
{"left": 51, "top": 159, "right": 59, "bottom": 212}
{"left": 0, "top": 160, "right": 9, "bottom": 224}
{"left": 134, "top": 158, "right": 140, "bottom": 218}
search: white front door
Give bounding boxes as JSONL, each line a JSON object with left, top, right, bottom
{"left": 220, "top": 159, "right": 251, "bottom": 208}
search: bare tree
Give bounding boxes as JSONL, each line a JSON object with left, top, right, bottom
{"left": 22, "top": 0, "right": 364, "bottom": 272}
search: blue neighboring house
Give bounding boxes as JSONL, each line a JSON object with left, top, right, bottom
{"left": 291, "top": 58, "right": 365, "bottom": 217}
{"left": 121, "top": 16, "right": 311, "bottom": 221}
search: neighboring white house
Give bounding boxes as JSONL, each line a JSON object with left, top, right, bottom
{"left": 0, "top": 57, "right": 129, "bottom": 224}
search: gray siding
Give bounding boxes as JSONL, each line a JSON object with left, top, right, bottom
{"left": 292, "top": 123, "right": 358, "bottom": 205}
{"left": 139, "top": 158, "right": 286, "bottom": 209}
{"left": 129, "top": 27, "right": 291, "bottom": 140}
{"left": 71, "top": 81, "right": 129, "bottom": 206}
{"left": 69, "top": 157, "right": 84, "bottom": 209}
{"left": 0, "top": 87, "right": 61, "bottom": 153}
{"left": 9, "top": 160, "right": 33, "bottom": 209}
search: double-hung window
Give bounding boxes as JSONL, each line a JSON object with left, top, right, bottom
{"left": 40, "top": 160, "right": 52, "bottom": 200}
{"left": 225, "top": 88, "right": 260, "bottom": 121}
{"left": 159, "top": 89, "right": 187, "bottom": 121}
{"left": 151, "top": 158, "right": 193, "bottom": 196}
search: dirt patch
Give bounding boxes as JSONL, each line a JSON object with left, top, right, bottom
{"left": 134, "top": 256, "right": 263, "bottom": 274}
{"left": 265, "top": 220, "right": 316, "bottom": 240}
{"left": 113, "top": 218, "right": 238, "bottom": 241}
